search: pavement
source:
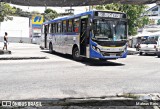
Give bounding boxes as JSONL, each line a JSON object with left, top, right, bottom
{"left": 127, "top": 47, "right": 139, "bottom": 55}
{"left": 0, "top": 43, "right": 47, "bottom": 60}
{"left": 0, "top": 42, "right": 160, "bottom": 100}
{"left": 0, "top": 43, "right": 160, "bottom": 109}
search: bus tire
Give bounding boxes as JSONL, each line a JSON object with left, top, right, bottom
{"left": 49, "top": 43, "right": 53, "bottom": 54}
{"left": 72, "top": 47, "right": 82, "bottom": 61}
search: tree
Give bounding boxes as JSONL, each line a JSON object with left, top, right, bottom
{"left": 31, "top": 11, "right": 41, "bottom": 15}
{"left": 95, "top": 4, "right": 149, "bottom": 35}
{"left": 44, "top": 8, "right": 58, "bottom": 21}
{"left": 13, "top": 7, "right": 32, "bottom": 17}
{"left": 0, "top": 2, "right": 16, "bottom": 22}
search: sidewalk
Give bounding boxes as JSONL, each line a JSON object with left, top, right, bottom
{"left": 127, "top": 47, "right": 139, "bottom": 55}
{"left": 0, "top": 43, "right": 47, "bottom": 60}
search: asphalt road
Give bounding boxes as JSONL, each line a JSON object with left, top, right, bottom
{"left": 0, "top": 44, "right": 160, "bottom": 100}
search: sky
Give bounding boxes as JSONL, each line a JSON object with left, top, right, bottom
{"left": 10, "top": 3, "right": 156, "bottom": 14}
{"left": 10, "top": 4, "right": 90, "bottom": 14}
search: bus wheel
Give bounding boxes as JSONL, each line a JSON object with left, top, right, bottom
{"left": 72, "top": 47, "right": 82, "bottom": 61}
{"left": 49, "top": 43, "right": 53, "bottom": 54}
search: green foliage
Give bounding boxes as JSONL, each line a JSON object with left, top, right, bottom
{"left": 95, "top": 3, "right": 149, "bottom": 35}
{"left": 44, "top": 8, "right": 58, "bottom": 21}
{"left": 0, "top": 2, "right": 16, "bottom": 22}
{"left": 13, "top": 7, "right": 32, "bottom": 17}
{"left": 157, "top": 19, "right": 160, "bottom": 25}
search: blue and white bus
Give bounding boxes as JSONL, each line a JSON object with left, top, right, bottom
{"left": 40, "top": 10, "right": 128, "bottom": 61}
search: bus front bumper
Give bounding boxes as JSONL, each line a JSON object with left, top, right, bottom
{"left": 90, "top": 48, "right": 128, "bottom": 59}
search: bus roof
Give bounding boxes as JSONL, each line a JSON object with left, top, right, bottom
{"left": 43, "top": 10, "right": 126, "bottom": 25}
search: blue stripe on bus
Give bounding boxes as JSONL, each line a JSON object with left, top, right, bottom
{"left": 49, "top": 32, "right": 79, "bottom": 35}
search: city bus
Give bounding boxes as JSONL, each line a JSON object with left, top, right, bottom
{"left": 40, "top": 10, "right": 128, "bottom": 61}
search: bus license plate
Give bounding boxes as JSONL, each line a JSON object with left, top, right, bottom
{"left": 110, "top": 53, "right": 116, "bottom": 57}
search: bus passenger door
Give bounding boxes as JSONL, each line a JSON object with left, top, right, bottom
{"left": 80, "top": 16, "right": 89, "bottom": 56}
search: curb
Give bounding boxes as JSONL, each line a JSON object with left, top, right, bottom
{"left": 0, "top": 57, "right": 48, "bottom": 60}
{"left": 127, "top": 50, "right": 139, "bottom": 55}
{"left": 0, "top": 50, "right": 11, "bottom": 55}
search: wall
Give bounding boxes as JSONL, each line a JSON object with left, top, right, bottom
{"left": 0, "top": 16, "right": 30, "bottom": 43}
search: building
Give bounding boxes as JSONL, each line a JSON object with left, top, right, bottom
{"left": 141, "top": 5, "right": 160, "bottom": 33}
{"left": 0, "top": 16, "right": 30, "bottom": 43}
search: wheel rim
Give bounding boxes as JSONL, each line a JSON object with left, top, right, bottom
{"left": 74, "top": 49, "right": 79, "bottom": 57}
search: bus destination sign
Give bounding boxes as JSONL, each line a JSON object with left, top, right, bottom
{"left": 97, "top": 12, "right": 123, "bottom": 18}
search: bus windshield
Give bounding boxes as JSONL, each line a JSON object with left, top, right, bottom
{"left": 93, "top": 19, "right": 127, "bottom": 41}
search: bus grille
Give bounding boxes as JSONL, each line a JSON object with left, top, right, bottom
{"left": 101, "top": 51, "right": 123, "bottom": 56}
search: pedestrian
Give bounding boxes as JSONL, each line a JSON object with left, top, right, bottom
{"left": 3, "top": 32, "right": 8, "bottom": 50}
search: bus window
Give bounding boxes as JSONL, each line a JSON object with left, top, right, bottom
{"left": 74, "top": 18, "right": 79, "bottom": 33}
{"left": 47, "top": 25, "right": 50, "bottom": 33}
{"left": 50, "top": 23, "right": 53, "bottom": 33}
{"left": 48, "top": 24, "right": 51, "bottom": 33}
{"left": 55, "top": 23, "right": 58, "bottom": 33}
{"left": 68, "top": 19, "right": 73, "bottom": 32}
{"left": 52, "top": 23, "right": 55, "bottom": 33}
{"left": 63, "top": 20, "right": 67, "bottom": 32}
{"left": 45, "top": 25, "right": 48, "bottom": 34}
{"left": 58, "top": 22, "right": 61, "bottom": 33}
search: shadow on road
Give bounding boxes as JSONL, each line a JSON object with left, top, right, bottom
{"left": 139, "top": 54, "right": 157, "bottom": 57}
{"left": 41, "top": 51, "right": 125, "bottom": 66}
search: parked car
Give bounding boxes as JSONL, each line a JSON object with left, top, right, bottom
{"left": 31, "top": 35, "right": 41, "bottom": 44}
{"left": 156, "top": 37, "right": 160, "bottom": 58}
{"left": 139, "top": 40, "right": 157, "bottom": 55}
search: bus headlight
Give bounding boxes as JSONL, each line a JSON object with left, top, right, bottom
{"left": 92, "top": 46, "right": 101, "bottom": 52}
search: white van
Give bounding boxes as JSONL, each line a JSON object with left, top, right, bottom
{"left": 157, "top": 37, "right": 160, "bottom": 58}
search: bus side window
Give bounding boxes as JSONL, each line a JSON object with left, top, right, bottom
{"left": 47, "top": 25, "right": 50, "bottom": 33}
{"left": 45, "top": 25, "right": 48, "bottom": 34}
{"left": 68, "top": 19, "right": 73, "bottom": 32}
{"left": 50, "top": 23, "right": 53, "bottom": 33}
{"left": 52, "top": 23, "right": 55, "bottom": 34}
{"left": 74, "top": 18, "right": 79, "bottom": 33}
{"left": 58, "top": 22, "right": 61, "bottom": 33}
{"left": 42, "top": 25, "right": 45, "bottom": 34}
{"left": 48, "top": 24, "right": 51, "bottom": 34}
{"left": 63, "top": 20, "right": 67, "bottom": 32}
{"left": 55, "top": 23, "right": 58, "bottom": 33}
